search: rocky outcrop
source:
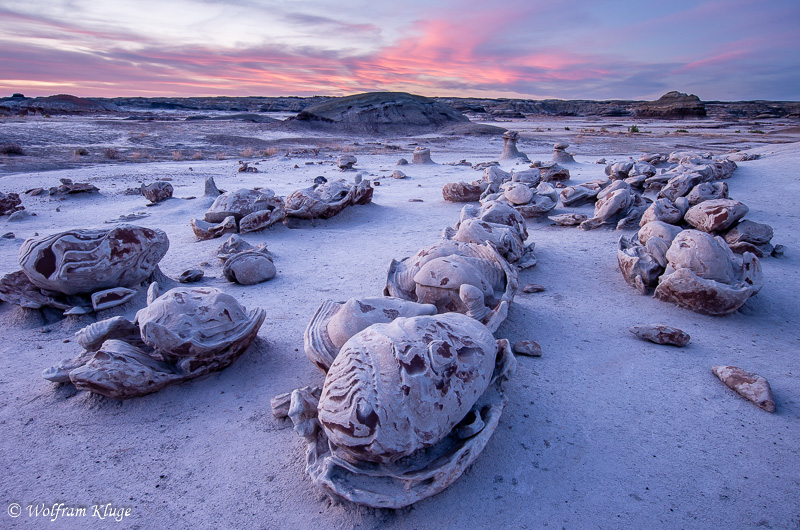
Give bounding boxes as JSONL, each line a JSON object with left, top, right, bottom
{"left": 285, "top": 92, "right": 469, "bottom": 133}
{"left": 633, "top": 91, "right": 706, "bottom": 119}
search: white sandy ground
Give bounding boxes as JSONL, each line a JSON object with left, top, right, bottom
{"left": 0, "top": 132, "right": 799, "bottom": 529}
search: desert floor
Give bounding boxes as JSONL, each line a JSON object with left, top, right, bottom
{"left": 1, "top": 114, "right": 799, "bottom": 529}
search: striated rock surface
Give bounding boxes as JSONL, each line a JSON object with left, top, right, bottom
{"left": 712, "top": 365, "right": 775, "bottom": 412}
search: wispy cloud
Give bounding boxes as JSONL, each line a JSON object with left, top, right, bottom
{"left": 0, "top": 1, "right": 797, "bottom": 99}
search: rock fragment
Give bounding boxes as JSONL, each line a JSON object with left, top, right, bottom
{"left": 712, "top": 365, "right": 775, "bottom": 412}
{"left": 512, "top": 340, "right": 542, "bottom": 357}
{"left": 523, "top": 284, "right": 545, "bottom": 293}
{"left": 549, "top": 213, "right": 587, "bottom": 226}
{"left": 629, "top": 324, "right": 690, "bottom": 347}
{"left": 337, "top": 155, "right": 357, "bottom": 170}
{"left": 178, "top": 269, "right": 204, "bottom": 283}
{"left": 141, "top": 181, "right": 173, "bottom": 204}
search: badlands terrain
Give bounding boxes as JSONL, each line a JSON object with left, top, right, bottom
{"left": 1, "top": 94, "right": 799, "bottom": 528}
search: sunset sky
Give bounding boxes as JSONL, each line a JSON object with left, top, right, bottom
{"left": 1, "top": 0, "right": 798, "bottom": 101}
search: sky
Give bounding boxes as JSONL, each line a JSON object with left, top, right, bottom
{"left": 0, "top": 0, "right": 798, "bottom": 101}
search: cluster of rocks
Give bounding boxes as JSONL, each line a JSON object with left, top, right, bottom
{"left": 25, "top": 178, "right": 99, "bottom": 197}
{"left": 190, "top": 175, "right": 373, "bottom": 241}
{"left": 611, "top": 152, "right": 773, "bottom": 315}
{"left": 269, "top": 154, "right": 549, "bottom": 508}
{"left": 443, "top": 141, "right": 571, "bottom": 213}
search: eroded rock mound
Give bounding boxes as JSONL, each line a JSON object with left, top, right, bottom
{"left": 634, "top": 91, "right": 707, "bottom": 119}
{"left": 287, "top": 92, "right": 469, "bottom": 133}
{"left": 42, "top": 285, "right": 265, "bottom": 398}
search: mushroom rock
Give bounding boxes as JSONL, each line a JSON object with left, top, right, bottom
{"left": 412, "top": 147, "right": 434, "bottom": 164}
{"left": 654, "top": 230, "right": 763, "bottom": 315}
{"left": 337, "top": 154, "right": 357, "bottom": 170}
{"left": 596, "top": 180, "right": 630, "bottom": 201}
{"left": 552, "top": 142, "right": 576, "bottom": 164}
{"left": 686, "top": 181, "right": 729, "bottom": 206}
{"left": 499, "top": 131, "right": 528, "bottom": 161}
{"left": 684, "top": 199, "right": 749, "bottom": 233}
{"left": 140, "top": 181, "right": 173, "bottom": 204}
{"left": 629, "top": 324, "right": 690, "bottom": 347}
{"left": 18, "top": 225, "right": 169, "bottom": 296}
{"left": 712, "top": 365, "right": 775, "bottom": 412}
{"left": 640, "top": 198, "right": 684, "bottom": 226}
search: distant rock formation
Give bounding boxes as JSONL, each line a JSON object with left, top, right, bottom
{"left": 0, "top": 94, "right": 118, "bottom": 115}
{"left": 633, "top": 91, "right": 706, "bottom": 119}
{"left": 283, "top": 92, "right": 472, "bottom": 133}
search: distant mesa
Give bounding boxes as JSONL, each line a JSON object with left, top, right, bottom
{"left": 0, "top": 93, "right": 118, "bottom": 115}
{"left": 282, "top": 91, "right": 502, "bottom": 135}
{"left": 634, "top": 91, "right": 707, "bottom": 119}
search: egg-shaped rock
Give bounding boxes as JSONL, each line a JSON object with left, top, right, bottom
{"left": 18, "top": 225, "right": 169, "bottom": 295}
{"left": 318, "top": 313, "right": 498, "bottom": 464}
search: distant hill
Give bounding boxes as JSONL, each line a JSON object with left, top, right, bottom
{"left": 2, "top": 91, "right": 798, "bottom": 119}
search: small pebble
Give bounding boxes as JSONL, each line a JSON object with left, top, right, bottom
{"left": 1, "top": 232, "right": 14, "bottom": 239}
{"left": 513, "top": 340, "right": 542, "bottom": 357}
{"left": 373, "top": 181, "right": 381, "bottom": 186}
{"left": 523, "top": 284, "right": 545, "bottom": 293}
{"left": 408, "top": 198, "right": 423, "bottom": 202}
{"left": 771, "top": 244, "right": 785, "bottom": 257}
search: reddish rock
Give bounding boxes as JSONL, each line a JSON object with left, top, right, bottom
{"left": 629, "top": 324, "right": 690, "bottom": 347}
{"left": 712, "top": 365, "right": 775, "bottom": 412}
